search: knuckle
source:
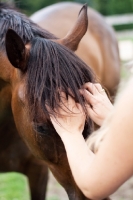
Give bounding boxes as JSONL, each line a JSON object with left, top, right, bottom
{"left": 95, "top": 83, "right": 101, "bottom": 87}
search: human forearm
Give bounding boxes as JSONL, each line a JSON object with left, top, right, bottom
{"left": 60, "top": 132, "right": 95, "bottom": 196}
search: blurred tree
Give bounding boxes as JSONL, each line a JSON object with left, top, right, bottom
{"left": 74, "top": 0, "right": 93, "bottom": 7}
{"left": 4, "top": 0, "right": 133, "bottom": 16}
{"left": 94, "top": 0, "right": 108, "bottom": 15}
{"left": 15, "top": 0, "right": 56, "bottom": 15}
{"left": 14, "top": 0, "right": 94, "bottom": 15}
{"left": 94, "top": 0, "right": 133, "bottom": 16}
{"left": 1, "top": 0, "right": 15, "bottom": 5}
{"left": 15, "top": 0, "right": 71, "bottom": 15}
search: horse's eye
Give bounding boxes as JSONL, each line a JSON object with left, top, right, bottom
{"left": 34, "top": 123, "right": 56, "bottom": 135}
{"left": 34, "top": 125, "right": 49, "bottom": 134}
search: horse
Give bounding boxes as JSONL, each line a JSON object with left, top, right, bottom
{"left": 30, "top": 2, "right": 120, "bottom": 100}
{"left": 0, "top": 2, "right": 110, "bottom": 200}
{"left": 0, "top": 3, "right": 54, "bottom": 200}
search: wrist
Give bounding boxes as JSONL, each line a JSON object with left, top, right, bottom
{"left": 60, "top": 130, "right": 83, "bottom": 144}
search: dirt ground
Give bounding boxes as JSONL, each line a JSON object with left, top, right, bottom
{"left": 46, "top": 172, "right": 133, "bottom": 200}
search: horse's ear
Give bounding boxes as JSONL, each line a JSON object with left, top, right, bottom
{"left": 57, "top": 4, "right": 88, "bottom": 51}
{"left": 5, "top": 29, "right": 28, "bottom": 72}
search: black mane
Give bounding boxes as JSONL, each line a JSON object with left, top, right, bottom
{"left": 26, "top": 37, "right": 95, "bottom": 138}
{"left": 1, "top": 3, "right": 95, "bottom": 138}
{"left": 0, "top": 3, "right": 57, "bottom": 50}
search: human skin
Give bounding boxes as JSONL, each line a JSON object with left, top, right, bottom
{"left": 50, "top": 80, "right": 133, "bottom": 199}
{"left": 79, "top": 82, "right": 114, "bottom": 126}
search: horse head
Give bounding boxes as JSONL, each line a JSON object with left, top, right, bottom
{"left": 3, "top": 5, "right": 97, "bottom": 200}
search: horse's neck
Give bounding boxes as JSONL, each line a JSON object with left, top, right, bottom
{"left": 0, "top": 78, "right": 20, "bottom": 150}
{"left": 0, "top": 78, "right": 12, "bottom": 123}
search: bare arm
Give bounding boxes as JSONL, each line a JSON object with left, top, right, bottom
{"left": 50, "top": 80, "right": 133, "bottom": 199}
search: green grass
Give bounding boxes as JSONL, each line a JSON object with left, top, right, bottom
{"left": 0, "top": 172, "right": 31, "bottom": 200}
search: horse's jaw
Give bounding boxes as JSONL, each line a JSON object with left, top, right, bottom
{"left": 34, "top": 124, "right": 111, "bottom": 200}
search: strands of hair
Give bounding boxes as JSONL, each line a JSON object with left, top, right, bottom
{"left": 0, "top": 2, "right": 95, "bottom": 138}
{"left": 0, "top": 2, "right": 57, "bottom": 50}
{"left": 26, "top": 37, "right": 95, "bottom": 126}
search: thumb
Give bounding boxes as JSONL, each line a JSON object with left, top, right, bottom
{"left": 86, "top": 105, "right": 98, "bottom": 123}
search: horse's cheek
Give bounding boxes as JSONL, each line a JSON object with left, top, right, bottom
{"left": 10, "top": 92, "right": 38, "bottom": 155}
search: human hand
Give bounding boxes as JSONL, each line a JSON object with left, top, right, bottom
{"left": 80, "top": 82, "right": 114, "bottom": 126}
{"left": 50, "top": 93, "right": 86, "bottom": 138}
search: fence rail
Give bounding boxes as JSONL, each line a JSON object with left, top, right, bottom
{"left": 105, "top": 14, "right": 133, "bottom": 26}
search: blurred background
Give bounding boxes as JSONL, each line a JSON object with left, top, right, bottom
{"left": 12, "top": 0, "right": 133, "bottom": 19}
{"left": 6, "top": 0, "right": 133, "bottom": 63}
{"left": 1, "top": 0, "right": 133, "bottom": 200}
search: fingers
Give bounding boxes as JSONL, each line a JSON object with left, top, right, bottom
{"left": 82, "top": 82, "right": 105, "bottom": 95}
{"left": 94, "top": 83, "right": 105, "bottom": 94}
{"left": 79, "top": 82, "right": 104, "bottom": 105}
{"left": 79, "top": 82, "right": 114, "bottom": 126}
{"left": 85, "top": 104, "right": 96, "bottom": 121}
{"left": 79, "top": 88, "right": 96, "bottom": 105}
{"left": 82, "top": 82, "right": 97, "bottom": 95}
{"left": 55, "top": 92, "right": 84, "bottom": 117}
{"left": 81, "top": 82, "right": 108, "bottom": 98}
